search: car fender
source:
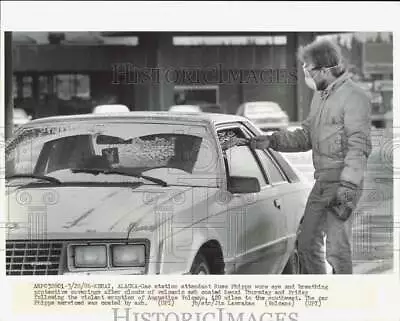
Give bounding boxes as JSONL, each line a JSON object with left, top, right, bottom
{"left": 158, "top": 223, "right": 227, "bottom": 275}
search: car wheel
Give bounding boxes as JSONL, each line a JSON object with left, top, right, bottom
{"left": 190, "top": 253, "right": 211, "bottom": 275}
{"left": 282, "top": 247, "right": 301, "bottom": 274}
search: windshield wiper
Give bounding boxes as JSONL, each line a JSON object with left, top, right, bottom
{"left": 6, "top": 174, "right": 62, "bottom": 185}
{"left": 71, "top": 168, "right": 168, "bottom": 187}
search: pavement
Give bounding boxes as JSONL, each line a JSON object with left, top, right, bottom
{"left": 283, "top": 126, "right": 394, "bottom": 275}
{"left": 353, "top": 259, "right": 393, "bottom": 274}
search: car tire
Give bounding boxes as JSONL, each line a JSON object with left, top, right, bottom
{"left": 190, "top": 253, "right": 211, "bottom": 275}
{"left": 282, "top": 247, "right": 301, "bottom": 274}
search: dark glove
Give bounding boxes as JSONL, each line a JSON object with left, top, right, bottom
{"left": 328, "top": 181, "right": 358, "bottom": 221}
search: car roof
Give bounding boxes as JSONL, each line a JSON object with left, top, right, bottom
{"left": 25, "top": 111, "right": 247, "bottom": 127}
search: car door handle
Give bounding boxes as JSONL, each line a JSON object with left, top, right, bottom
{"left": 273, "top": 199, "right": 281, "bottom": 210}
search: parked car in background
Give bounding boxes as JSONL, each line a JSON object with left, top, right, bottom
{"left": 93, "top": 104, "right": 130, "bottom": 114}
{"left": 197, "top": 103, "right": 224, "bottom": 114}
{"left": 384, "top": 98, "right": 393, "bottom": 129}
{"left": 13, "top": 108, "right": 31, "bottom": 130}
{"left": 370, "top": 92, "right": 385, "bottom": 128}
{"left": 236, "top": 101, "right": 289, "bottom": 132}
{"left": 169, "top": 105, "right": 202, "bottom": 113}
{"left": 169, "top": 103, "right": 224, "bottom": 114}
{"left": 5, "top": 112, "right": 310, "bottom": 275}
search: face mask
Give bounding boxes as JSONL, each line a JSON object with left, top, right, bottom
{"left": 303, "top": 66, "right": 317, "bottom": 91}
{"left": 304, "top": 76, "right": 317, "bottom": 90}
{"left": 303, "top": 64, "right": 341, "bottom": 91}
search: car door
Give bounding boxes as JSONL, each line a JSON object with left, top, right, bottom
{"left": 265, "top": 148, "right": 306, "bottom": 239}
{"left": 241, "top": 122, "right": 306, "bottom": 261}
{"left": 216, "top": 124, "right": 288, "bottom": 274}
{"left": 253, "top": 148, "right": 293, "bottom": 239}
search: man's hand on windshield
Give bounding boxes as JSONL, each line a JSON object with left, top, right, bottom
{"left": 250, "top": 135, "right": 271, "bottom": 150}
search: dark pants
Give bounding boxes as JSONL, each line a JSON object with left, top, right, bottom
{"left": 297, "top": 180, "right": 363, "bottom": 274}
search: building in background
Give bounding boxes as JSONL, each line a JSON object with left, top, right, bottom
{"left": 11, "top": 32, "right": 392, "bottom": 127}
{"left": 317, "top": 32, "right": 393, "bottom": 128}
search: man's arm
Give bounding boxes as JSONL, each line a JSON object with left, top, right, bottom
{"left": 339, "top": 91, "right": 372, "bottom": 188}
{"left": 268, "top": 116, "right": 313, "bottom": 152}
{"left": 250, "top": 116, "right": 313, "bottom": 152}
{"left": 251, "top": 93, "right": 317, "bottom": 152}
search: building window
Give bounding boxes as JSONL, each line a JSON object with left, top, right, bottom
{"left": 55, "top": 74, "right": 90, "bottom": 100}
{"left": 13, "top": 76, "right": 17, "bottom": 99}
{"left": 173, "top": 36, "right": 287, "bottom": 46}
{"left": 39, "top": 75, "right": 52, "bottom": 99}
{"left": 174, "top": 85, "right": 219, "bottom": 104}
{"left": 22, "top": 76, "right": 33, "bottom": 98}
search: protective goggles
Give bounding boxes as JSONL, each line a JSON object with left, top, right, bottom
{"left": 303, "top": 63, "right": 339, "bottom": 74}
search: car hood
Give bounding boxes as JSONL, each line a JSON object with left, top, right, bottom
{"left": 5, "top": 184, "right": 196, "bottom": 239}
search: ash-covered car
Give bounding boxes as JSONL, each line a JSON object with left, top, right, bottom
{"left": 5, "top": 112, "right": 310, "bottom": 275}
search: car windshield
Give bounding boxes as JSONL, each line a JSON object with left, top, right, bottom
{"left": 6, "top": 121, "right": 220, "bottom": 187}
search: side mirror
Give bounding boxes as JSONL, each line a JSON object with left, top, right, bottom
{"left": 228, "top": 176, "right": 261, "bottom": 194}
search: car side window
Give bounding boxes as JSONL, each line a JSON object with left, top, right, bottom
{"left": 225, "top": 146, "right": 267, "bottom": 187}
{"left": 269, "top": 149, "right": 300, "bottom": 183}
{"left": 217, "top": 127, "right": 267, "bottom": 187}
{"left": 255, "top": 149, "right": 287, "bottom": 184}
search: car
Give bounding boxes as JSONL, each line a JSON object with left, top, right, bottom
{"left": 13, "top": 108, "right": 31, "bottom": 129}
{"left": 93, "top": 104, "right": 130, "bottom": 114}
{"left": 169, "top": 103, "right": 224, "bottom": 114}
{"left": 369, "top": 92, "right": 385, "bottom": 128}
{"left": 169, "top": 105, "right": 202, "bottom": 113}
{"left": 5, "top": 112, "right": 310, "bottom": 275}
{"left": 384, "top": 98, "right": 393, "bottom": 129}
{"left": 384, "top": 110, "right": 393, "bottom": 129}
{"left": 195, "top": 103, "right": 224, "bottom": 114}
{"left": 236, "top": 101, "right": 289, "bottom": 132}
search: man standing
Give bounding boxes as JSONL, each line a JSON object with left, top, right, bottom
{"left": 250, "top": 39, "right": 372, "bottom": 274}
